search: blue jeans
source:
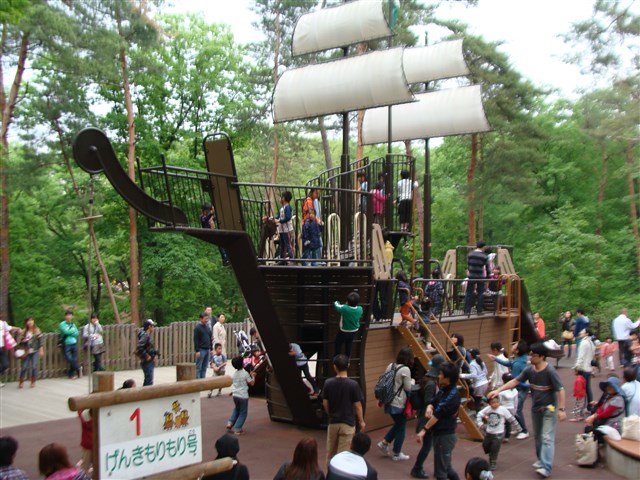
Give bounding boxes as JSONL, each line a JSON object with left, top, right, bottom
{"left": 384, "top": 411, "right": 407, "bottom": 455}
{"left": 279, "top": 232, "right": 294, "bottom": 259}
{"left": 433, "top": 433, "right": 460, "bottom": 480}
{"left": 463, "top": 278, "right": 486, "bottom": 313}
{"left": 579, "top": 370, "right": 593, "bottom": 405}
{"left": 531, "top": 408, "right": 558, "bottom": 473}
{"left": 63, "top": 344, "right": 80, "bottom": 378}
{"left": 196, "top": 348, "right": 210, "bottom": 379}
{"left": 141, "top": 360, "right": 154, "bottom": 386}
{"left": 303, "top": 246, "right": 322, "bottom": 266}
{"left": 229, "top": 396, "right": 249, "bottom": 432}
{"left": 516, "top": 388, "right": 528, "bottom": 433}
{"left": 20, "top": 351, "right": 39, "bottom": 379}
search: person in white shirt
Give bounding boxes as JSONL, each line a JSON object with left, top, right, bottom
{"left": 498, "top": 373, "right": 521, "bottom": 443}
{"left": 612, "top": 308, "right": 640, "bottom": 367}
{"left": 621, "top": 367, "right": 640, "bottom": 417}
{"left": 476, "top": 396, "right": 522, "bottom": 470}
{"left": 489, "top": 342, "right": 509, "bottom": 390}
{"left": 574, "top": 329, "right": 596, "bottom": 407}
{"left": 461, "top": 348, "right": 489, "bottom": 414}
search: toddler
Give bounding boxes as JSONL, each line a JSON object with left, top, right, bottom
{"left": 498, "top": 373, "right": 519, "bottom": 442}
{"left": 569, "top": 368, "right": 586, "bottom": 421}
{"left": 602, "top": 337, "right": 615, "bottom": 371}
{"left": 476, "top": 396, "right": 522, "bottom": 470}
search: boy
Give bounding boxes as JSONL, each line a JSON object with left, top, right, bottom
{"left": 208, "top": 343, "right": 227, "bottom": 398}
{"left": 397, "top": 169, "right": 413, "bottom": 233}
{"left": 227, "top": 356, "right": 256, "bottom": 434}
{"left": 602, "top": 337, "right": 616, "bottom": 371}
{"left": 476, "top": 395, "right": 522, "bottom": 470}
{"left": 334, "top": 291, "right": 363, "bottom": 358}
{"left": 301, "top": 209, "right": 322, "bottom": 266}
{"left": 271, "top": 191, "right": 294, "bottom": 262}
{"left": 499, "top": 373, "right": 519, "bottom": 442}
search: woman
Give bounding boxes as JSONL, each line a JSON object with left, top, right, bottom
{"left": 203, "top": 434, "right": 250, "bottom": 480}
{"left": 446, "top": 333, "right": 467, "bottom": 372}
{"left": 273, "top": 437, "right": 324, "bottom": 480}
{"left": 460, "top": 348, "right": 489, "bottom": 413}
{"left": 83, "top": 314, "right": 105, "bottom": 372}
{"left": 17, "top": 316, "right": 43, "bottom": 388}
{"left": 584, "top": 377, "right": 625, "bottom": 443}
{"left": 39, "top": 443, "right": 90, "bottom": 480}
{"left": 377, "top": 347, "right": 414, "bottom": 461}
{"left": 559, "top": 311, "right": 574, "bottom": 360}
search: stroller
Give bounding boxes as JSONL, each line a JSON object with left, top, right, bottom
{"left": 235, "top": 330, "right": 252, "bottom": 358}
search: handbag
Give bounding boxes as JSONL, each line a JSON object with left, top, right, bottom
{"left": 621, "top": 415, "right": 640, "bottom": 442}
{"left": 3, "top": 328, "right": 17, "bottom": 350}
{"left": 562, "top": 330, "right": 574, "bottom": 341}
{"left": 91, "top": 343, "right": 106, "bottom": 355}
{"left": 14, "top": 348, "right": 26, "bottom": 359}
{"left": 575, "top": 432, "right": 598, "bottom": 467}
{"left": 403, "top": 398, "right": 416, "bottom": 419}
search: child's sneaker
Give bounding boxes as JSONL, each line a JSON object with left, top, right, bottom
{"left": 392, "top": 452, "right": 410, "bottom": 461}
{"left": 490, "top": 462, "right": 497, "bottom": 471}
{"left": 377, "top": 441, "right": 390, "bottom": 456}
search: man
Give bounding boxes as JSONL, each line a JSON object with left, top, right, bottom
{"left": 573, "top": 329, "right": 595, "bottom": 410}
{"left": 289, "top": 343, "right": 320, "bottom": 395}
{"left": 59, "top": 310, "right": 80, "bottom": 379}
{"left": 612, "top": 308, "right": 640, "bottom": 367}
{"left": 327, "top": 432, "right": 377, "bottom": 480}
{"left": 534, "top": 312, "right": 546, "bottom": 340}
{"left": 213, "top": 313, "right": 227, "bottom": 356}
{"left": 0, "top": 436, "right": 28, "bottom": 480}
{"left": 194, "top": 312, "right": 213, "bottom": 379}
{"left": 416, "top": 361, "right": 461, "bottom": 480}
{"left": 137, "top": 319, "right": 157, "bottom": 386}
{"left": 463, "top": 241, "right": 489, "bottom": 315}
{"left": 573, "top": 308, "right": 589, "bottom": 354}
{"left": 489, "top": 343, "right": 567, "bottom": 479}
{"left": 205, "top": 306, "right": 217, "bottom": 330}
{"left": 322, "top": 354, "right": 366, "bottom": 465}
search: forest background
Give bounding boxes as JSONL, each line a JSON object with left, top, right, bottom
{"left": 0, "top": 0, "right": 638, "bottom": 340}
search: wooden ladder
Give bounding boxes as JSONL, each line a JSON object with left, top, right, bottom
{"left": 396, "top": 306, "right": 484, "bottom": 441}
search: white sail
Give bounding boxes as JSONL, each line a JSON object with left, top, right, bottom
{"left": 292, "top": 0, "right": 391, "bottom": 57}
{"left": 403, "top": 39, "right": 469, "bottom": 84}
{"left": 273, "top": 48, "right": 414, "bottom": 124}
{"left": 361, "top": 85, "right": 491, "bottom": 143}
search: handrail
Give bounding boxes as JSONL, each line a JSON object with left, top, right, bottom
{"left": 327, "top": 213, "right": 340, "bottom": 265}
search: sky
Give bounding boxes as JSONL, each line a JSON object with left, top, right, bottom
{"left": 166, "top": 0, "right": 605, "bottom": 99}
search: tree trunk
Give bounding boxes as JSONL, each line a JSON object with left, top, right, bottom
{"left": 270, "top": 8, "right": 281, "bottom": 184}
{"left": 318, "top": 116, "right": 332, "bottom": 171}
{"left": 595, "top": 143, "right": 608, "bottom": 237}
{"left": 0, "top": 31, "right": 30, "bottom": 322}
{"left": 625, "top": 139, "right": 640, "bottom": 277}
{"left": 117, "top": 15, "right": 140, "bottom": 326}
{"left": 467, "top": 134, "right": 478, "bottom": 245}
{"left": 477, "top": 135, "right": 485, "bottom": 240}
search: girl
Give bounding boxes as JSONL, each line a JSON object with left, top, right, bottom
{"left": 395, "top": 271, "right": 416, "bottom": 326}
{"left": 461, "top": 348, "right": 489, "bottom": 413}
{"left": 17, "top": 316, "right": 43, "bottom": 388}
{"left": 424, "top": 267, "right": 444, "bottom": 316}
{"left": 377, "top": 347, "right": 414, "bottom": 461}
{"left": 273, "top": 191, "right": 294, "bottom": 262}
{"left": 226, "top": 356, "right": 256, "bottom": 435}
{"left": 273, "top": 437, "right": 325, "bottom": 480}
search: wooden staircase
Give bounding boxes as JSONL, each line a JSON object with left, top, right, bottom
{"left": 396, "top": 308, "right": 484, "bottom": 441}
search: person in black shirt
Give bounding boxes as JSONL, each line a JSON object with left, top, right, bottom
{"left": 200, "top": 203, "right": 230, "bottom": 267}
{"left": 463, "top": 241, "right": 490, "bottom": 315}
{"left": 194, "top": 312, "right": 213, "bottom": 379}
{"left": 202, "top": 434, "right": 249, "bottom": 480}
{"left": 136, "top": 319, "right": 157, "bottom": 386}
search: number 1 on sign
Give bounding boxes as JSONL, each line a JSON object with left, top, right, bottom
{"left": 130, "top": 407, "right": 141, "bottom": 436}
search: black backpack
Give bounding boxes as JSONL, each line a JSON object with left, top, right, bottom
{"left": 374, "top": 364, "right": 403, "bottom": 405}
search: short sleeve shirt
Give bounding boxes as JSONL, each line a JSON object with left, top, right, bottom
{"left": 232, "top": 369, "right": 252, "bottom": 399}
{"left": 517, "top": 364, "right": 564, "bottom": 411}
{"left": 321, "top": 377, "right": 363, "bottom": 426}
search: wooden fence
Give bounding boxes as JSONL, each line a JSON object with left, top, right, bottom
{"left": 3, "top": 319, "right": 253, "bottom": 381}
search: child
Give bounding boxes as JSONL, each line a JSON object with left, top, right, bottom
{"left": 498, "top": 373, "right": 519, "bottom": 442}
{"left": 396, "top": 270, "right": 416, "bottom": 326}
{"left": 208, "top": 343, "right": 227, "bottom": 398}
{"left": 569, "top": 368, "right": 587, "bottom": 421}
{"left": 289, "top": 343, "right": 319, "bottom": 395}
{"left": 333, "top": 291, "right": 363, "bottom": 358}
{"left": 272, "top": 191, "right": 294, "bottom": 262}
{"left": 592, "top": 338, "right": 602, "bottom": 375}
{"left": 397, "top": 169, "right": 413, "bottom": 232}
{"left": 416, "top": 297, "right": 433, "bottom": 348}
{"left": 602, "top": 337, "right": 616, "bottom": 371}
{"left": 464, "top": 457, "right": 494, "bottom": 480}
{"left": 486, "top": 266, "right": 504, "bottom": 311}
{"left": 226, "top": 356, "right": 256, "bottom": 435}
{"left": 488, "top": 342, "right": 508, "bottom": 391}
{"left": 461, "top": 348, "right": 489, "bottom": 413}
{"left": 301, "top": 209, "right": 322, "bottom": 266}
{"left": 77, "top": 409, "right": 93, "bottom": 474}
{"left": 424, "top": 268, "right": 444, "bottom": 315}
{"left": 476, "top": 396, "right": 522, "bottom": 470}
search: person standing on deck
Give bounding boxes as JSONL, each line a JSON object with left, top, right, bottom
{"left": 463, "top": 241, "right": 490, "bottom": 315}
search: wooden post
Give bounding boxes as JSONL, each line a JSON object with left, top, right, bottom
{"left": 176, "top": 363, "right": 196, "bottom": 382}
{"left": 92, "top": 371, "right": 114, "bottom": 479}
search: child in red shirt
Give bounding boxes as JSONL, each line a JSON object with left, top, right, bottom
{"left": 569, "top": 370, "right": 586, "bottom": 421}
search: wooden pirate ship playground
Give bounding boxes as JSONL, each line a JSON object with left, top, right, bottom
{"left": 72, "top": 1, "right": 540, "bottom": 441}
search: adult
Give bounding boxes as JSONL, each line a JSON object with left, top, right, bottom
{"left": 378, "top": 347, "right": 414, "bottom": 462}
{"left": 489, "top": 342, "right": 567, "bottom": 479}
{"left": 559, "top": 311, "right": 574, "bottom": 361}
{"left": 489, "top": 339, "right": 530, "bottom": 439}
{"left": 584, "top": 377, "right": 625, "bottom": 442}
{"left": 0, "top": 319, "right": 19, "bottom": 387}
{"left": 289, "top": 343, "right": 320, "bottom": 395}
{"left": 463, "top": 241, "right": 490, "bottom": 315}
{"left": 59, "top": 310, "right": 81, "bottom": 379}
{"left": 17, "top": 316, "right": 43, "bottom": 388}
{"left": 446, "top": 333, "right": 467, "bottom": 372}
{"left": 194, "top": 312, "right": 213, "bottom": 379}
{"left": 82, "top": 313, "right": 105, "bottom": 372}
{"left": 612, "top": 308, "right": 640, "bottom": 368}
{"left": 0, "top": 436, "right": 28, "bottom": 480}
{"left": 213, "top": 313, "right": 227, "bottom": 356}
{"left": 573, "top": 328, "right": 596, "bottom": 408}
{"left": 533, "top": 313, "right": 546, "bottom": 340}
{"left": 416, "top": 361, "right": 462, "bottom": 480}
{"left": 136, "top": 319, "right": 157, "bottom": 386}
{"left": 410, "top": 354, "right": 444, "bottom": 479}
{"left": 327, "top": 432, "right": 378, "bottom": 480}
{"left": 205, "top": 306, "right": 217, "bottom": 330}
{"left": 321, "top": 354, "right": 365, "bottom": 464}
{"left": 573, "top": 308, "right": 589, "bottom": 354}
{"left": 202, "top": 434, "right": 249, "bottom": 480}
{"left": 38, "top": 443, "right": 90, "bottom": 480}
{"left": 274, "top": 437, "right": 325, "bottom": 480}
{"left": 621, "top": 367, "right": 640, "bottom": 416}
